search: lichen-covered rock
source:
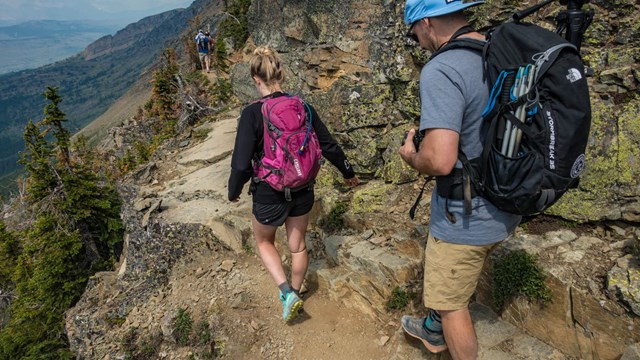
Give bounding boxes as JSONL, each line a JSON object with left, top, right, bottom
{"left": 242, "top": 0, "right": 640, "bottom": 222}
{"left": 548, "top": 99, "right": 640, "bottom": 221}
{"left": 380, "top": 126, "right": 420, "bottom": 184}
{"left": 608, "top": 255, "right": 640, "bottom": 316}
{"left": 351, "top": 181, "right": 394, "bottom": 214}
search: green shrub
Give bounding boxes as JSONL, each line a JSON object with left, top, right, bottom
{"left": 218, "top": 0, "right": 252, "bottom": 50}
{"left": 134, "top": 140, "right": 153, "bottom": 163}
{"left": 492, "top": 250, "right": 552, "bottom": 312}
{"left": 386, "top": 287, "right": 414, "bottom": 311}
{"left": 212, "top": 78, "right": 233, "bottom": 103}
{"left": 323, "top": 202, "right": 349, "bottom": 232}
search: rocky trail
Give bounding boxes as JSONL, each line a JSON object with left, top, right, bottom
{"left": 67, "top": 108, "right": 638, "bottom": 359}
{"left": 100, "top": 234, "right": 570, "bottom": 360}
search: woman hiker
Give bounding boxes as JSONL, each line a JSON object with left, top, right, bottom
{"left": 228, "top": 46, "right": 359, "bottom": 322}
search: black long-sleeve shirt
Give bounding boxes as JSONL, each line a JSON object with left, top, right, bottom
{"left": 228, "top": 92, "right": 355, "bottom": 202}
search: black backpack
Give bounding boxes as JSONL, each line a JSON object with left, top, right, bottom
{"left": 431, "top": 21, "right": 592, "bottom": 217}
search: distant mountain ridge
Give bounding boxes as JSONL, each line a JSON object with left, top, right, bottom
{"left": 0, "top": 20, "right": 123, "bottom": 75}
{"left": 81, "top": 11, "right": 182, "bottom": 61}
{"left": 0, "top": 8, "right": 196, "bottom": 185}
{"left": 0, "top": 20, "right": 119, "bottom": 40}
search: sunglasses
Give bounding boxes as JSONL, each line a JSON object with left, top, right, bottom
{"left": 406, "top": 21, "right": 419, "bottom": 43}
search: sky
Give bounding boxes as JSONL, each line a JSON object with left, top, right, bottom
{"left": 0, "top": 0, "right": 194, "bottom": 24}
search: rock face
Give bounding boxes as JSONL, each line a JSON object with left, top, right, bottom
{"left": 236, "top": 0, "right": 421, "bottom": 184}
{"left": 316, "top": 233, "right": 423, "bottom": 318}
{"left": 608, "top": 255, "right": 640, "bottom": 316}
{"left": 236, "top": 0, "right": 640, "bottom": 222}
{"left": 476, "top": 226, "right": 640, "bottom": 360}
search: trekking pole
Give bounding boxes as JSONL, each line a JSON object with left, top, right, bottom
{"left": 500, "top": 67, "right": 523, "bottom": 155}
{"left": 497, "top": 72, "right": 515, "bottom": 154}
{"left": 512, "top": 64, "right": 537, "bottom": 156}
{"left": 507, "top": 65, "right": 531, "bottom": 157}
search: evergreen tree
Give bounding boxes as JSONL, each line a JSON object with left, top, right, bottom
{"left": 0, "top": 88, "right": 124, "bottom": 358}
{"left": 152, "top": 49, "right": 179, "bottom": 124}
{"left": 214, "top": 37, "right": 229, "bottom": 72}
{"left": 0, "top": 222, "right": 18, "bottom": 289}
{"left": 18, "top": 120, "right": 57, "bottom": 202}
{"left": 42, "top": 86, "right": 72, "bottom": 168}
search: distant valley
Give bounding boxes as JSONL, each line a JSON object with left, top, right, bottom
{"left": 0, "top": 20, "right": 124, "bottom": 74}
{"left": 0, "top": 5, "right": 201, "bottom": 194}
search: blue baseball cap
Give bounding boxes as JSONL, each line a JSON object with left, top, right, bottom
{"left": 404, "top": 0, "right": 484, "bottom": 25}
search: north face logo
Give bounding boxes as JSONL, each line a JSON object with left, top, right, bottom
{"left": 566, "top": 68, "right": 583, "bottom": 83}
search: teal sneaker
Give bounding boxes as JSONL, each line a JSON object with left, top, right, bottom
{"left": 401, "top": 315, "right": 447, "bottom": 353}
{"left": 279, "top": 290, "right": 304, "bottom": 322}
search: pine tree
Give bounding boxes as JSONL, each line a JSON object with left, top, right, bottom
{"left": 42, "top": 86, "right": 72, "bottom": 168}
{"left": 0, "top": 222, "right": 18, "bottom": 288}
{"left": 0, "top": 88, "right": 123, "bottom": 358}
{"left": 18, "top": 120, "right": 57, "bottom": 202}
{"left": 152, "top": 49, "right": 179, "bottom": 124}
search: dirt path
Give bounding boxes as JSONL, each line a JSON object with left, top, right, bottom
{"left": 152, "top": 234, "right": 573, "bottom": 360}
{"left": 177, "top": 248, "right": 398, "bottom": 360}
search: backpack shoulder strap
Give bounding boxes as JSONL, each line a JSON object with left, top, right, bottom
{"left": 434, "top": 38, "right": 485, "bottom": 56}
{"left": 430, "top": 25, "right": 484, "bottom": 58}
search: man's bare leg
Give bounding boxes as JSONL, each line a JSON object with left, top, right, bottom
{"left": 440, "top": 308, "right": 478, "bottom": 360}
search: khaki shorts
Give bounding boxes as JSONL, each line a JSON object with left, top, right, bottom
{"left": 199, "top": 52, "right": 210, "bottom": 63}
{"left": 423, "top": 233, "right": 498, "bottom": 311}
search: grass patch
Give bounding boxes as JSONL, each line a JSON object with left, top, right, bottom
{"left": 492, "top": 250, "right": 552, "bottom": 312}
{"left": 196, "top": 320, "right": 212, "bottom": 346}
{"left": 242, "top": 243, "right": 254, "bottom": 255}
{"left": 193, "top": 128, "right": 210, "bottom": 141}
{"left": 213, "top": 338, "right": 226, "bottom": 357}
{"left": 173, "top": 308, "right": 193, "bottom": 346}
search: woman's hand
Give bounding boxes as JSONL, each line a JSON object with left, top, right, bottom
{"left": 344, "top": 176, "right": 360, "bottom": 187}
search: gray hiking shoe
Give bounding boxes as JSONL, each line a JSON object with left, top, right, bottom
{"left": 401, "top": 315, "right": 447, "bottom": 353}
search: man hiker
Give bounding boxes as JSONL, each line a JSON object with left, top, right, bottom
{"left": 195, "top": 29, "right": 211, "bottom": 73}
{"left": 398, "top": 0, "right": 521, "bottom": 359}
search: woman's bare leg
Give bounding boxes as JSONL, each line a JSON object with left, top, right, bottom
{"left": 252, "top": 216, "right": 287, "bottom": 285}
{"left": 285, "top": 214, "right": 309, "bottom": 291}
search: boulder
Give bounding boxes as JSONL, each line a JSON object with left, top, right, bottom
{"left": 317, "top": 236, "right": 422, "bottom": 317}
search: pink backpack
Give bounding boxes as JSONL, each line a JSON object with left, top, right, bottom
{"left": 253, "top": 95, "right": 323, "bottom": 194}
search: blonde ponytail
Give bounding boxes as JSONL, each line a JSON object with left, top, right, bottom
{"left": 250, "top": 46, "right": 285, "bottom": 86}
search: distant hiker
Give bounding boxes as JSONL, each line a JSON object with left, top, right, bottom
{"left": 398, "top": 0, "right": 521, "bottom": 358}
{"left": 195, "top": 29, "right": 210, "bottom": 73}
{"left": 228, "top": 46, "right": 359, "bottom": 322}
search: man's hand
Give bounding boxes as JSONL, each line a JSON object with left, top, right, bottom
{"left": 399, "top": 128, "right": 419, "bottom": 168}
{"left": 230, "top": 197, "right": 240, "bottom": 203}
{"left": 344, "top": 176, "right": 360, "bottom": 187}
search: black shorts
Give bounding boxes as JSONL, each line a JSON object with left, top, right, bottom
{"left": 253, "top": 190, "right": 314, "bottom": 226}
